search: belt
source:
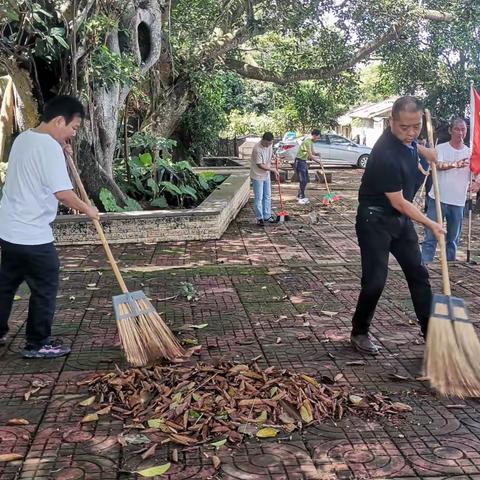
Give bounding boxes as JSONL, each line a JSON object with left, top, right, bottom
{"left": 358, "top": 205, "right": 400, "bottom": 216}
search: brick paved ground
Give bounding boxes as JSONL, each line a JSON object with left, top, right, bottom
{"left": 2, "top": 168, "right": 480, "bottom": 479}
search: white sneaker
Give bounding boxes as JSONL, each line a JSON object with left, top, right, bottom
{"left": 298, "top": 198, "right": 310, "bottom": 205}
{"left": 303, "top": 198, "right": 310, "bottom": 204}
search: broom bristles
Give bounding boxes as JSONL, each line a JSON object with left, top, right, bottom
{"left": 451, "top": 322, "right": 480, "bottom": 396}
{"left": 137, "top": 299, "right": 184, "bottom": 360}
{"left": 116, "top": 297, "right": 184, "bottom": 366}
{"left": 117, "top": 302, "right": 150, "bottom": 366}
{"left": 424, "top": 318, "right": 480, "bottom": 397}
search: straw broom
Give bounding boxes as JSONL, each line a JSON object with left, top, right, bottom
{"left": 65, "top": 155, "right": 184, "bottom": 366}
{"left": 314, "top": 157, "right": 340, "bottom": 205}
{"left": 423, "top": 109, "right": 480, "bottom": 397}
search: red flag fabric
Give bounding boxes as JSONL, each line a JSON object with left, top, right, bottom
{"left": 471, "top": 86, "right": 480, "bottom": 174}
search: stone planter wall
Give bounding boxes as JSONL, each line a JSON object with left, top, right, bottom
{"left": 53, "top": 171, "right": 250, "bottom": 245}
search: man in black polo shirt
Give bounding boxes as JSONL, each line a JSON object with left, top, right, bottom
{"left": 351, "top": 96, "right": 445, "bottom": 355}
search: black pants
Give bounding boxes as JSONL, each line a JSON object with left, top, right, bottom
{"left": 0, "top": 239, "right": 59, "bottom": 348}
{"left": 352, "top": 206, "right": 432, "bottom": 337}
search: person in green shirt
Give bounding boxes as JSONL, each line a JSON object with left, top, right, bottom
{"left": 295, "top": 129, "right": 322, "bottom": 204}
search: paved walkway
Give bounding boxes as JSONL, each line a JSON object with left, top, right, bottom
{"left": 2, "top": 169, "right": 480, "bottom": 479}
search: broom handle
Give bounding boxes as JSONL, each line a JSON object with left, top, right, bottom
{"left": 274, "top": 155, "right": 285, "bottom": 211}
{"left": 425, "top": 109, "right": 451, "bottom": 296}
{"left": 317, "top": 157, "right": 331, "bottom": 194}
{"left": 65, "top": 155, "right": 129, "bottom": 294}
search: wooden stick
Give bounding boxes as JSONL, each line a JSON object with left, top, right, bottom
{"left": 425, "top": 109, "right": 451, "bottom": 296}
{"left": 65, "top": 155, "right": 129, "bottom": 294}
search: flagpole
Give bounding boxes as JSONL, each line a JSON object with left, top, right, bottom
{"left": 467, "top": 80, "right": 474, "bottom": 263}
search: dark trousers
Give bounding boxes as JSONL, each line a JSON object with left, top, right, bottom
{"left": 352, "top": 206, "right": 432, "bottom": 337}
{"left": 294, "top": 158, "right": 309, "bottom": 198}
{"left": 0, "top": 239, "right": 59, "bottom": 348}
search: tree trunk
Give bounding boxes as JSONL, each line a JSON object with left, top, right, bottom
{"left": 0, "top": 76, "right": 15, "bottom": 162}
{"left": 0, "top": 59, "right": 40, "bottom": 130}
{"left": 148, "top": 81, "right": 192, "bottom": 138}
{"left": 76, "top": 0, "right": 163, "bottom": 202}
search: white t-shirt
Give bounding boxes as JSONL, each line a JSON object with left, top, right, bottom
{"left": 428, "top": 142, "right": 471, "bottom": 207}
{"left": 250, "top": 142, "right": 272, "bottom": 181}
{"left": 0, "top": 129, "right": 73, "bottom": 245}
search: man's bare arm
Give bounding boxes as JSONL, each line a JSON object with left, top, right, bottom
{"left": 55, "top": 190, "right": 99, "bottom": 219}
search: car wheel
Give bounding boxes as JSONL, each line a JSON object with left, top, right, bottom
{"left": 357, "top": 154, "right": 369, "bottom": 169}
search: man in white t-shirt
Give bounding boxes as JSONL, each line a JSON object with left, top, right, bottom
{"left": 422, "top": 118, "right": 471, "bottom": 263}
{"left": 0, "top": 95, "right": 98, "bottom": 358}
{"left": 250, "top": 132, "right": 279, "bottom": 226}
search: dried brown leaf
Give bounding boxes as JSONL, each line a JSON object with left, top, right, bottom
{"left": 141, "top": 444, "right": 157, "bottom": 460}
{"left": 212, "top": 455, "right": 221, "bottom": 470}
{"left": 0, "top": 453, "right": 23, "bottom": 462}
{"left": 7, "top": 418, "right": 29, "bottom": 426}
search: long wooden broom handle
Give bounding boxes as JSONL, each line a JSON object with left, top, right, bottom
{"left": 425, "top": 109, "right": 451, "bottom": 296}
{"left": 319, "top": 160, "right": 331, "bottom": 195}
{"left": 65, "top": 155, "right": 129, "bottom": 294}
{"left": 273, "top": 155, "right": 285, "bottom": 211}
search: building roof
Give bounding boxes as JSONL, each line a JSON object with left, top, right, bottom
{"left": 337, "top": 97, "right": 399, "bottom": 126}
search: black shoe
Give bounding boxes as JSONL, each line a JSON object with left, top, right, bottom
{"left": 22, "top": 343, "right": 71, "bottom": 359}
{"left": 0, "top": 335, "right": 7, "bottom": 346}
{"left": 256, "top": 219, "right": 265, "bottom": 227}
{"left": 350, "top": 334, "right": 380, "bottom": 355}
{"left": 264, "top": 216, "right": 276, "bottom": 224}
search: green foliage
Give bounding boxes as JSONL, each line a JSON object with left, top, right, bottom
{"left": 180, "top": 72, "right": 230, "bottom": 157}
{"left": 1, "top": 1, "right": 69, "bottom": 62}
{"left": 358, "top": 63, "right": 396, "bottom": 103}
{"left": 99, "top": 188, "right": 143, "bottom": 213}
{"left": 83, "top": 14, "right": 119, "bottom": 43}
{"left": 89, "top": 45, "right": 139, "bottom": 88}
{"left": 222, "top": 110, "right": 285, "bottom": 137}
{"left": 115, "top": 133, "right": 225, "bottom": 209}
{"left": 373, "top": 0, "right": 480, "bottom": 119}
{"left": 129, "top": 132, "right": 177, "bottom": 156}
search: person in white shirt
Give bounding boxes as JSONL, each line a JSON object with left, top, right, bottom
{"left": 0, "top": 95, "right": 99, "bottom": 358}
{"left": 421, "top": 118, "right": 471, "bottom": 263}
{"left": 250, "top": 132, "right": 279, "bottom": 226}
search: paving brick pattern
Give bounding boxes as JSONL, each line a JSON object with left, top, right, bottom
{"left": 1, "top": 169, "right": 480, "bottom": 479}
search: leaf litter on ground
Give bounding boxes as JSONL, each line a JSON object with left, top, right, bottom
{"left": 83, "top": 361, "right": 412, "bottom": 448}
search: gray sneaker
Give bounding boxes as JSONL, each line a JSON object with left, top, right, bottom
{"left": 350, "top": 334, "right": 380, "bottom": 355}
{"left": 22, "top": 343, "right": 71, "bottom": 359}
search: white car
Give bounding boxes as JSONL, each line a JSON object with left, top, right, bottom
{"left": 274, "top": 133, "right": 371, "bottom": 168}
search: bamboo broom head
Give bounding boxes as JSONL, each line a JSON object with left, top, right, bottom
{"left": 113, "top": 292, "right": 184, "bottom": 366}
{"left": 424, "top": 295, "right": 480, "bottom": 397}
{"left": 136, "top": 297, "right": 184, "bottom": 361}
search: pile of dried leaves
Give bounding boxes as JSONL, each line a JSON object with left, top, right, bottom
{"left": 84, "top": 361, "right": 411, "bottom": 446}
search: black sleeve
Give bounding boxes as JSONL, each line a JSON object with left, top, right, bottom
{"left": 375, "top": 153, "right": 402, "bottom": 193}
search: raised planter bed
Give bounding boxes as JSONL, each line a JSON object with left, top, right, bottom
{"left": 53, "top": 170, "right": 250, "bottom": 245}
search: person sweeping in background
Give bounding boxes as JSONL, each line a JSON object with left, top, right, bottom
{"left": 0, "top": 95, "right": 99, "bottom": 358}
{"left": 250, "top": 132, "right": 279, "bottom": 226}
{"left": 351, "top": 96, "right": 445, "bottom": 355}
{"left": 294, "top": 129, "right": 322, "bottom": 204}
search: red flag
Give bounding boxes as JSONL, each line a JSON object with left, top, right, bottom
{"left": 470, "top": 86, "right": 480, "bottom": 174}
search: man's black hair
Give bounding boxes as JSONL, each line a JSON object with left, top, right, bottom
{"left": 391, "top": 96, "right": 423, "bottom": 120}
{"left": 42, "top": 95, "right": 85, "bottom": 124}
{"left": 311, "top": 129, "right": 321, "bottom": 136}
{"left": 262, "top": 132, "right": 274, "bottom": 141}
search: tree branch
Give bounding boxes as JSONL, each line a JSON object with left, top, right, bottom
{"left": 420, "top": 9, "right": 454, "bottom": 22}
{"left": 224, "top": 8, "right": 454, "bottom": 85}
{"left": 201, "top": 22, "right": 265, "bottom": 62}
{"left": 224, "top": 26, "right": 399, "bottom": 84}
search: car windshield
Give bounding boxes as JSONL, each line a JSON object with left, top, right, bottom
{"left": 329, "top": 135, "right": 351, "bottom": 145}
